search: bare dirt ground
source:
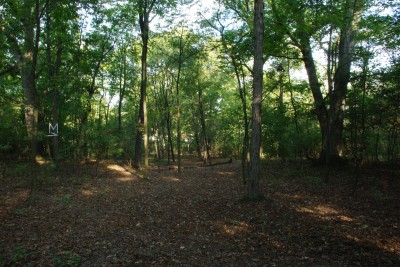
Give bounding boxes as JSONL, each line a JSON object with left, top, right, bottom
{"left": 1, "top": 159, "right": 399, "bottom": 266}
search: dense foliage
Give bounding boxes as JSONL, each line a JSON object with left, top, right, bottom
{"left": 0, "top": 0, "right": 399, "bottom": 167}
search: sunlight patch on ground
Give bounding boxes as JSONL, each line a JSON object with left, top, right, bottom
{"left": 344, "top": 229, "right": 400, "bottom": 256}
{"left": 81, "top": 189, "right": 95, "bottom": 196}
{"left": 258, "top": 233, "right": 286, "bottom": 249}
{"left": 161, "top": 175, "right": 181, "bottom": 182}
{"left": 338, "top": 215, "right": 353, "bottom": 222}
{"left": 218, "top": 220, "right": 250, "bottom": 235}
{"left": 296, "top": 204, "right": 354, "bottom": 222}
{"left": 116, "top": 177, "right": 135, "bottom": 182}
{"left": 107, "top": 164, "right": 129, "bottom": 173}
{"left": 217, "top": 171, "right": 234, "bottom": 176}
{"left": 345, "top": 234, "right": 361, "bottom": 242}
{"left": 107, "top": 164, "right": 136, "bottom": 182}
{"left": 35, "top": 155, "right": 49, "bottom": 165}
{"left": 377, "top": 236, "right": 400, "bottom": 255}
{"left": 275, "top": 192, "right": 307, "bottom": 200}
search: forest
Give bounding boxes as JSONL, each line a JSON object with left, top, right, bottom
{"left": 1, "top": 0, "right": 399, "bottom": 266}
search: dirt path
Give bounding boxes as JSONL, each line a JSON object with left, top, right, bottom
{"left": 1, "top": 160, "right": 399, "bottom": 266}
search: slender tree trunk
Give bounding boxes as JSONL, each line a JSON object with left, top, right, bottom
{"left": 232, "top": 59, "right": 249, "bottom": 183}
{"left": 198, "top": 86, "right": 211, "bottom": 165}
{"left": 133, "top": 39, "right": 148, "bottom": 169}
{"left": 166, "top": 101, "right": 175, "bottom": 164}
{"left": 360, "top": 54, "right": 369, "bottom": 158}
{"left": 80, "top": 42, "right": 111, "bottom": 158}
{"left": 133, "top": 1, "right": 155, "bottom": 175}
{"left": 301, "top": 43, "right": 328, "bottom": 148}
{"left": 287, "top": 59, "right": 300, "bottom": 158}
{"left": 176, "top": 55, "right": 182, "bottom": 173}
{"left": 247, "top": 0, "right": 264, "bottom": 200}
{"left": 45, "top": 4, "right": 62, "bottom": 163}
{"left": 191, "top": 114, "right": 202, "bottom": 159}
{"left": 118, "top": 49, "right": 127, "bottom": 132}
{"left": 176, "top": 87, "right": 181, "bottom": 172}
{"left": 51, "top": 41, "right": 62, "bottom": 163}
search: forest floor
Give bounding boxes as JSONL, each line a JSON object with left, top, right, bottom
{"left": 0, "top": 158, "right": 399, "bottom": 266}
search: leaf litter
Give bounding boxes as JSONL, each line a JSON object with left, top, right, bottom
{"left": 0, "top": 159, "right": 399, "bottom": 266}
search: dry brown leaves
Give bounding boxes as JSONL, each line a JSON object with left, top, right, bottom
{"left": 0, "top": 159, "right": 399, "bottom": 266}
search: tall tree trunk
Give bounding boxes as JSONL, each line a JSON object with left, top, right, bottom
{"left": 166, "top": 98, "right": 175, "bottom": 164}
{"left": 133, "top": 0, "right": 155, "bottom": 175}
{"left": 45, "top": 4, "right": 62, "bottom": 163}
{"left": 50, "top": 40, "right": 62, "bottom": 163}
{"left": 176, "top": 41, "right": 183, "bottom": 173}
{"left": 80, "top": 43, "right": 111, "bottom": 158}
{"left": 247, "top": 0, "right": 264, "bottom": 200}
{"left": 133, "top": 36, "right": 148, "bottom": 169}
{"left": 300, "top": 42, "right": 328, "bottom": 148}
{"left": 3, "top": 0, "right": 43, "bottom": 190}
{"left": 118, "top": 48, "right": 127, "bottom": 132}
{"left": 232, "top": 58, "right": 249, "bottom": 183}
{"left": 198, "top": 86, "right": 211, "bottom": 165}
{"left": 322, "top": 0, "right": 362, "bottom": 164}
{"left": 360, "top": 53, "right": 369, "bottom": 159}
{"left": 9, "top": 0, "right": 42, "bottom": 164}
{"left": 287, "top": 59, "right": 300, "bottom": 158}
{"left": 191, "top": 112, "right": 202, "bottom": 159}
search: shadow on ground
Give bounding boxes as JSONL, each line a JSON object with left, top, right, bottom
{"left": 0, "top": 159, "right": 399, "bottom": 266}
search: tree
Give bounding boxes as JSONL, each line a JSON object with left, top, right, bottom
{"left": 201, "top": 4, "right": 252, "bottom": 182}
{"left": 1, "top": 0, "right": 43, "bottom": 163}
{"left": 247, "top": 0, "right": 264, "bottom": 200}
{"left": 133, "top": 0, "right": 154, "bottom": 172}
{"left": 44, "top": 0, "right": 66, "bottom": 164}
{"left": 269, "top": 0, "right": 364, "bottom": 165}
{"left": 132, "top": 0, "right": 178, "bottom": 175}
{"left": 323, "top": 0, "right": 364, "bottom": 164}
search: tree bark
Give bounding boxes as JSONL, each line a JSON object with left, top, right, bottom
{"left": 10, "top": 0, "right": 42, "bottom": 164}
{"left": 166, "top": 98, "right": 175, "bottom": 164}
{"left": 321, "top": 0, "right": 362, "bottom": 164}
{"left": 198, "top": 86, "right": 211, "bottom": 165}
{"left": 133, "top": 0, "right": 155, "bottom": 174}
{"left": 232, "top": 58, "right": 249, "bottom": 183}
{"left": 300, "top": 42, "right": 328, "bottom": 145}
{"left": 247, "top": 0, "right": 264, "bottom": 200}
{"left": 175, "top": 33, "right": 184, "bottom": 173}
{"left": 45, "top": 3, "right": 62, "bottom": 163}
{"left": 118, "top": 48, "right": 127, "bottom": 133}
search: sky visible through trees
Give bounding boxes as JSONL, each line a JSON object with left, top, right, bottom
{"left": 0, "top": 0, "right": 399, "bottom": 189}
{"left": 1, "top": 0, "right": 400, "bottom": 265}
